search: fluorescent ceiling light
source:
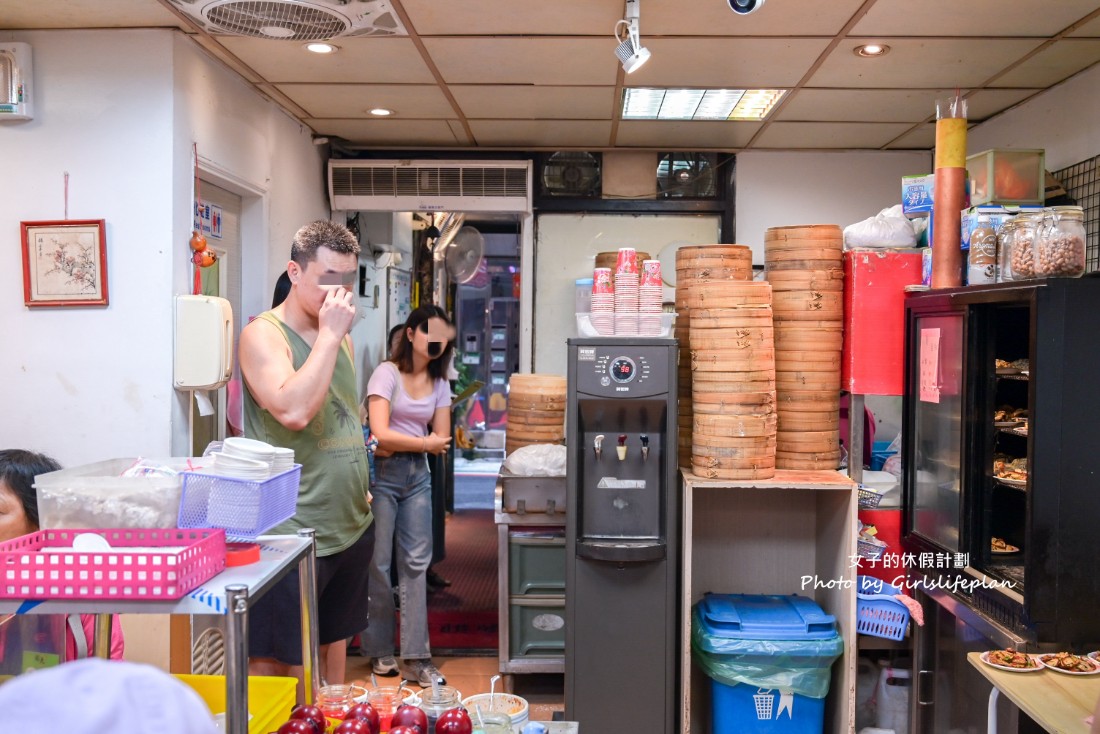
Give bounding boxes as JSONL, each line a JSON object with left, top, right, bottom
{"left": 622, "top": 88, "right": 786, "bottom": 121}
{"left": 370, "top": 108, "right": 394, "bottom": 116}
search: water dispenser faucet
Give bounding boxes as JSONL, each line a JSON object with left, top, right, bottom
{"left": 640, "top": 434, "right": 650, "bottom": 462}
{"left": 617, "top": 434, "right": 628, "bottom": 461}
{"left": 594, "top": 434, "right": 605, "bottom": 461}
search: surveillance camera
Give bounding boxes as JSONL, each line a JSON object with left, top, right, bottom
{"left": 728, "top": 0, "right": 764, "bottom": 14}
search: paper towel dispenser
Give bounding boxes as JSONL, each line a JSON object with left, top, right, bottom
{"left": 174, "top": 295, "right": 233, "bottom": 390}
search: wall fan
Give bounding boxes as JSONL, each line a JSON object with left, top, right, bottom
{"left": 541, "top": 152, "right": 601, "bottom": 197}
{"left": 657, "top": 153, "right": 717, "bottom": 198}
{"left": 445, "top": 226, "right": 486, "bottom": 285}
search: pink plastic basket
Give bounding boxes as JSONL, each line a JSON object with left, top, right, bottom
{"left": 0, "top": 528, "right": 226, "bottom": 600}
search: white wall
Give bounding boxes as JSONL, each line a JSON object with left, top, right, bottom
{"left": 735, "top": 151, "right": 932, "bottom": 262}
{"left": 0, "top": 29, "right": 328, "bottom": 465}
{"left": 968, "top": 63, "right": 1100, "bottom": 171}
{"left": 0, "top": 30, "right": 176, "bottom": 466}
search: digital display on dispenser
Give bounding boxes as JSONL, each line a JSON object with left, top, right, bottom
{"left": 609, "top": 357, "right": 637, "bottom": 383}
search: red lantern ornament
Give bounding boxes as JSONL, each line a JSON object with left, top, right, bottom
{"left": 190, "top": 230, "right": 208, "bottom": 252}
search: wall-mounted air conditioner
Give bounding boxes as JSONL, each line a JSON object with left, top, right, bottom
{"left": 328, "top": 159, "right": 532, "bottom": 213}
{"left": 0, "top": 43, "right": 33, "bottom": 121}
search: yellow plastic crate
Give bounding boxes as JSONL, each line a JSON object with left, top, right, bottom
{"left": 176, "top": 673, "right": 296, "bottom": 734}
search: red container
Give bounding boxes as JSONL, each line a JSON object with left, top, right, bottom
{"left": 842, "top": 249, "right": 924, "bottom": 395}
{"left": 856, "top": 509, "right": 905, "bottom": 584}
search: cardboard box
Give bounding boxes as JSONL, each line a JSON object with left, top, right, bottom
{"left": 901, "top": 174, "right": 934, "bottom": 215}
{"left": 843, "top": 248, "right": 924, "bottom": 395}
{"left": 966, "top": 148, "right": 1045, "bottom": 206}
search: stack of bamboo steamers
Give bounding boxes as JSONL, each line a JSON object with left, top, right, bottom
{"left": 505, "top": 374, "right": 566, "bottom": 455}
{"left": 675, "top": 245, "right": 771, "bottom": 479}
{"left": 764, "top": 225, "right": 844, "bottom": 469}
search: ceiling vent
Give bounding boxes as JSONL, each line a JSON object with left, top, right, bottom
{"left": 329, "top": 160, "right": 532, "bottom": 213}
{"left": 167, "top": 0, "right": 406, "bottom": 40}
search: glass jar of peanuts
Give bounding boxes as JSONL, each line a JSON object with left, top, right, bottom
{"left": 1034, "top": 206, "right": 1086, "bottom": 277}
{"left": 996, "top": 218, "right": 1016, "bottom": 282}
{"left": 1005, "top": 211, "right": 1042, "bottom": 280}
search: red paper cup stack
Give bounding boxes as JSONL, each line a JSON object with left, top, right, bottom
{"left": 591, "top": 267, "right": 614, "bottom": 335}
{"left": 639, "top": 259, "right": 664, "bottom": 335}
{"left": 614, "top": 248, "right": 639, "bottom": 335}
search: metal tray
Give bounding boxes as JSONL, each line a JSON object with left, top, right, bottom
{"left": 496, "top": 471, "right": 567, "bottom": 515}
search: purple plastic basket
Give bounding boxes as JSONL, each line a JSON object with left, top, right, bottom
{"left": 178, "top": 465, "right": 300, "bottom": 540}
{"left": 856, "top": 575, "right": 910, "bottom": 641}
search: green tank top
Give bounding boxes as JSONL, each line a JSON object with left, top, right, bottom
{"left": 243, "top": 312, "right": 372, "bottom": 556}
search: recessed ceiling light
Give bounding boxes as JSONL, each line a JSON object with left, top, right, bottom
{"left": 304, "top": 42, "right": 339, "bottom": 54}
{"left": 854, "top": 44, "right": 890, "bottom": 58}
{"left": 370, "top": 108, "right": 394, "bottom": 116}
{"left": 622, "top": 88, "right": 786, "bottom": 121}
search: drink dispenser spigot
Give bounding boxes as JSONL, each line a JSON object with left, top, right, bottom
{"left": 640, "top": 434, "right": 650, "bottom": 462}
{"left": 617, "top": 434, "right": 628, "bottom": 461}
{"left": 594, "top": 434, "right": 604, "bottom": 461}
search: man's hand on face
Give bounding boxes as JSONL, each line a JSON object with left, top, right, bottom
{"left": 319, "top": 287, "right": 357, "bottom": 339}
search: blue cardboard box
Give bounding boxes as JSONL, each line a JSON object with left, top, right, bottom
{"left": 902, "top": 174, "right": 934, "bottom": 215}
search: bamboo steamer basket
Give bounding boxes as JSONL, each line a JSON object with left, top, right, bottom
{"left": 694, "top": 413, "right": 777, "bottom": 438}
{"left": 690, "top": 463, "right": 776, "bottom": 481}
{"left": 693, "top": 400, "right": 774, "bottom": 416}
{"left": 682, "top": 282, "right": 772, "bottom": 309}
{"left": 691, "top": 391, "right": 776, "bottom": 410}
{"left": 776, "top": 429, "right": 839, "bottom": 445}
{"left": 775, "top": 370, "right": 841, "bottom": 391}
{"left": 771, "top": 290, "right": 843, "bottom": 319}
{"left": 774, "top": 350, "right": 841, "bottom": 372}
{"left": 508, "top": 425, "right": 566, "bottom": 440}
{"left": 689, "top": 328, "right": 773, "bottom": 351}
{"left": 773, "top": 326, "right": 843, "bottom": 352}
{"left": 509, "top": 373, "right": 566, "bottom": 394}
{"left": 692, "top": 432, "right": 776, "bottom": 450}
{"left": 766, "top": 259, "right": 847, "bottom": 272}
{"left": 764, "top": 224, "right": 843, "bottom": 246}
{"left": 765, "top": 268, "right": 844, "bottom": 292}
{"left": 596, "top": 250, "right": 651, "bottom": 273}
{"left": 688, "top": 306, "right": 773, "bottom": 327}
{"left": 777, "top": 412, "right": 840, "bottom": 431}
{"left": 765, "top": 246, "right": 842, "bottom": 263}
{"left": 676, "top": 266, "right": 752, "bottom": 283}
{"left": 775, "top": 455, "right": 841, "bottom": 470}
{"left": 691, "top": 348, "right": 775, "bottom": 371}
{"left": 507, "top": 409, "right": 566, "bottom": 426}
{"left": 692, "top": 376, "right": 776, "bottom": 392}
{"left": 691, "top": 453, "right": 777, "bottom": 470}
{"left": 676, "top": 244, "right": 752, "bottom": 269}
{"left": 777, "top": 390, "right": 840, "bottom": 410}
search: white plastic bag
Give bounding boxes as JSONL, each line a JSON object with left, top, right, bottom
{"left": 502, "top": 444, "right": 567, "bottom": 476}
{"left": 843, "top": 205, "right": 918, "bottom": 249}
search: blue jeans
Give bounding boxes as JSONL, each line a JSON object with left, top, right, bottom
{"left": 361, "top": 452, "right": 434, "bottom": 660}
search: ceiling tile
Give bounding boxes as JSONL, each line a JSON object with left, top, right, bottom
{"left": 989, "top": 39, "right": 1100, "bottom": 87}
{"left": 777, "top": 88, "right": 960, "bottom": 123}
{"left": 0, "top": 0, "right": 183, "bottom": 29}
{"left": 467, "top": 120, "right": 612, "bottom": 148}
{"left": 884, "top": 123, "right": 936, "bottom": 150}
{"left": 276, "top": 84, "right": 455, "bottom": 118}
{"left": 965, "top": 88, "right": 1043, "bottom": 121}
{"left": 615, "top": 120, "right": 761, "bottom": 149}
{"left": 305, "top": 118, "right": 463, "bottom": 146}
{"left": 218, "top": 37, "right": 436, "bottom": 84}
{"left": 1068, "top": 14, "right": 1100, "bottom": 36}
{"left": 752, "top": 122, "right": 914, "bottom": 149}
{"left": 641, "top": 0, "right": 867, "bottom": 36}
{"left": 449, "top": 86, "right": 616, "bottom": 120}
{"left": 423, "top": 38, "right": 618, "bottom": 85}
{"left": 852, "top": 0, "right": 1100, "bottom": 37}
{"left": 625, "top": 38, "right": 832, "bottom": 88}
{"left": 399, "top": 0, "right": 620, "bottom": 36}
{"left": 809, "top": 39, "right": 1044, "bottom": 88}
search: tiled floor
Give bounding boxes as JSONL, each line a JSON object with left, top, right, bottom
{"left": 346, "top": 654, "right": 565, "bottom": 721}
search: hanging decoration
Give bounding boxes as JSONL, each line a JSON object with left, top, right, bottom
{"left": 190, "top": 142, "right": 216, "bottom": 294}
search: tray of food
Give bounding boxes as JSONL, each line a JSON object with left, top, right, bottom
{"left": 994, "top": 456, "right": 1028, "bottom": 485}
{"left": 981, "top": 649, "right": 1044, "bottom": 672}
{"left": 1038, "top": 652, "right": 1100, "bottom": 675}
{"left": 995, "top": 358, "right": 1030, "bottom": 375}
{"left": 993, "top": 407, "right": 1028, "bottom": 426}
{"left": 991, "top": 537, "right": 1020, "bottom": 554}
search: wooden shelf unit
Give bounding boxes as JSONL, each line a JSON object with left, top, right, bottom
{"left": 680, "top": 469, "right": 858, "bottom": 734}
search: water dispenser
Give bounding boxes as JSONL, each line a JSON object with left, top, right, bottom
{"left": 564, "top": 337, "right": 679, "bottom": 733}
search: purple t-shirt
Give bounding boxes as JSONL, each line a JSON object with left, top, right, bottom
{"left": 368, "top": 361, "right": 450, "bottom": 438}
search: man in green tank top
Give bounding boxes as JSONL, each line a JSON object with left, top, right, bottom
{"left": 238, "top": 220, "right": 375, "bottom": 693}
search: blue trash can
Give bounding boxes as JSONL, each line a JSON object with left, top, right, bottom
{"left": 692, "top": 593, "right": 844, "bottom": 734}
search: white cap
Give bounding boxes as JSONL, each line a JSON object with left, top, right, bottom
{"left": 0, "top": 658, "right": 218, "bottom": 733}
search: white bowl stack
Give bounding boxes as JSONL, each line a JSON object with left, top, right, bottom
{"left": 210, "top": 437, "right": 294, "bottom": 480}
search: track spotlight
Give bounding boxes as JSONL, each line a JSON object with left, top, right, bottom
{"left": 614, "top": 0, "right": 651, "bottom": 74}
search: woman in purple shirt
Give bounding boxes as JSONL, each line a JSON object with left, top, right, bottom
{"left": 360, "top": 305, "right": 454, "bottom": 687}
